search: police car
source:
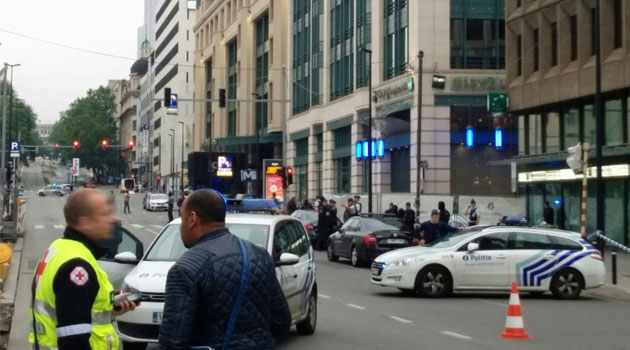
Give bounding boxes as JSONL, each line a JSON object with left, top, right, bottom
{"left": 370, "top": 226, "right": 605, "bottom": 299}
{"left": 105, "top": 214, "right": 317, "bottom": 350}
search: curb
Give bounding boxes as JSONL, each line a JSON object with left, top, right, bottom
{"left": 0, "top": 238, "right": 23, "bottom": 349}
{"left": 586, "top": 284, "right": 630, "bottom": 301}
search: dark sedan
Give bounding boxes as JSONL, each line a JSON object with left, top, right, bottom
{"left": 292, "top": 209, "right": 342, "bottom": 245}
{"left": 327, "top": 215, "right": 411, "bottom": 267}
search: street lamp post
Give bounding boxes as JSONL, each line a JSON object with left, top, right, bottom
{"left": 169, "top": 129, "right": 175, "bottom": 194}
{"left": 7, "top": 64, "right": 20, "bottom": 143}
{"left": 178, "top": 121, "right": 185, "bottom": 192}
{"left": 359, "top": 47, "right": 373, "bottom": 213}
{"left": 415, "top": 51, "right": 424, "bottom": 218}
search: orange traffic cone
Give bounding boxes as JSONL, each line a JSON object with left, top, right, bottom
{"left": 500, "top": 281, "right": 531, "bottom": 339}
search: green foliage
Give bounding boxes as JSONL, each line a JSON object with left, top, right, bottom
{"left": 0, "top": 83, "right": 42, "bottom": 162}
{"left": 49, "top": 86, "right": 121, "bottom": 183}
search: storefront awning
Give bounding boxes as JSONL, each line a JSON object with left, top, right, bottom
{"left": 488, "top": 144, "right": 630, "bottom": 166}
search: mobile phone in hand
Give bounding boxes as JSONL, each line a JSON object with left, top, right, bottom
{"left": 114, "top": 293, "right": 143, "bottom": 310}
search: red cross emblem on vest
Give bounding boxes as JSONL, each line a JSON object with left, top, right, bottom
{"left": 70, "top": 266, "right": 89, "bottom": 286}
{"left": 34, "top": 247, "right": 58, "bottom": 292}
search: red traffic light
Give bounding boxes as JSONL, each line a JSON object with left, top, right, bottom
{"left": 128, "top": 140, "right": 135, "bottom": 149}
{"left": 73, "top": 140, "right": 80, "bottom": 149}
{"left": 157, "top": 175, "right": 161, "bottom": 181}
{"left": 54, "top": 143, "right": 59, "bottom": 148}
{"left": 287, "top": 167, "right": 293, "bottom": 175}
{"left": 101, "top": 139, "right": 109, "bottom": 148}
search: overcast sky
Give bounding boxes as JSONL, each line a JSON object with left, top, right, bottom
{"left": 0, "top": 1, "right": 145, "bottom": 124}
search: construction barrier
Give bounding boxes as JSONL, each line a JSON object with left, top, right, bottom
{"left": 15, "top": 197, "right": 26, "bottom": 237}
{"left": 587, "top": 231, "right": 630, "bottom": 254}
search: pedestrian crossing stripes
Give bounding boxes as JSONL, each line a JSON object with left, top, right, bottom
{"left": 130, "top": 224, "right": 144, "bottom": 228}
{"left": 151, "top": 224, "right": 163, "bottom": 229}
{"left": 53, "top": 224, "right": 65, "bottom": 229}
{"left": 34, "top": 225, "right": 44, "bottom": 229}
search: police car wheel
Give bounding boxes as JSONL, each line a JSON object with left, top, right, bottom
{"left": 550, "top": 268, "right": 583, "bottom": 300}
{"left": 122, "top": 341, "right": 147, "bottom": 350}
{"left": 415, "top": 266, "right": 451, "bottom": 298}
{"left": 327, "top": 243, "right": 339, "bottom": 262}
{"left": 296, "top": 293, "right": 317, "bottom": 335}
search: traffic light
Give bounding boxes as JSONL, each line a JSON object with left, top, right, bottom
{"left": 101, "top": 138, "right": 109, "bottom": 149}
{"left": 128, "top": 140, "right": 135, "bottom": 150}
{"left": 286, "top": 167, "right": 294, "bottom": 186}
{"left": 566, "top": 143, "right": 583, "bottom": 175}
{"left": 54, "top": 143, "right": 59, "bottom": 148}
{"left": 157, "top": 174, "right": 161, "bottom": 181}
{"left": 164, "top": 87, "right": 172, "bottom": 108}
{"left": 73, "top": 140, "right": 80, "bottom": 150}
{"left": 219, "top": 88, "right": 226, "bottom": 108}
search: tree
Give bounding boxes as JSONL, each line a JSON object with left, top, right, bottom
{"left": 0, "top": 84, "right": 42, "bottom": 163}
{"left": 50, "top": 86, "right": 121, "bottom": 183}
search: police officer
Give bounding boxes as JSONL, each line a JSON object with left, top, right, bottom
{"left": 415, "top": 209, "right": 462, "bottom": 246}
{"left": 29, "top": 189, "right": 137, "bottom": 350}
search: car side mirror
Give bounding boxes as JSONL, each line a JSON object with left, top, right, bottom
{"left": 114, "top": 251, "right": 139, "bottom": 264}
{"left": 277, "top": 253, "right": 300, "bottom": 266}
{"left": 467, "top": 242, "right": 479, "bottom": 252}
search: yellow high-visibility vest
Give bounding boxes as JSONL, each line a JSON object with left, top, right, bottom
{"left": 29, "top": 238, "right": 119, "bottom": 350}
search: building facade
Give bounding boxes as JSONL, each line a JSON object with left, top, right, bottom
{"left": 506, "top": 0, "right": 630, "bottom": 244}
{"left": 192, "top": 0, "right": 289, "bottom": 196}
{"left": 285, "top": 0, "right": 511, "bottom": 206}
{"left": 36, "top": 123, "right": 54, "bottom": 145}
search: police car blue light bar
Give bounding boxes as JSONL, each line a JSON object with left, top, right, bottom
{"left": 466, "top": 126, "right": 474, "bottom": 148}
{"left": 495, "top": 128, "right": 503, "bottom": 149}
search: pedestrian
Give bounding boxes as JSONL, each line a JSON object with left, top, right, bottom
{"left": 465, "top": 199, "right": 480, "bottom": 226}
{"left": 123, "top": 190, "right": 131, "bottom": 214}
{"left": 353, "top": 195, "right": 362, "bottom": 214}
{"left": 543, "top": 201, "right": 555, "bottom": 225}
{"left": 385, "top": 202, "right": 396, "bottom": 215}
{"left": 29, "top": 189, "right": 138, "bottom": 350}
{"left": 328, "top": 199, "right": 339, "bottom": 231}
{"left": 403, "top": 202, "right": 416, "bottom": 232}
{"left": 397, "top": 207, "right": 405, "bottom": 219}
{"left": 167, "top": 191, "right": 175, "bottom": 222}
{"left": 438, "top": 201, "right": 450, "bottom": 224}
{"left": 314, "top": 196, "right": 322, "bottom": 211}
{"left": 158, "top": 190, "right": 291, "bottom": 350}
{"left": 301, "top": 199, "right": 313, "bottom": 210}
{"left": 343, "top": 198, "right": 354, "bottom": 221}
{"left": 287, "top": 196, "right": 298, "bottom": 215}
{"left": 177, "top": 192, "right": 185, "bottom": 216}
{"left": 271, "top": 192, "right": 281, "bottom": 206}
{"left": 316, "top": 199, "right": 332, "bottom": 250}
{"left": 415, "top": 209, "right": 461, "bottom": 246}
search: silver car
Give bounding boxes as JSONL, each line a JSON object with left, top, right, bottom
{"left": 38, "top": 186, "right": 65, "bottom": 197}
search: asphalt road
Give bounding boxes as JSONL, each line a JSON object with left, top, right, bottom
{"left": 10, "top": 161, "right": 630, "bottom": 350}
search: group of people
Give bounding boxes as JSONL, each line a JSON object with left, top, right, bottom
{"left": 30, "top": 188, "right": 291, "bottom": 350}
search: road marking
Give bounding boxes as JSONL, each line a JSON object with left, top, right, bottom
{"left": 318, "top": 294, "right": 332, "bottom": 299}
{"left": 151, "top": 224, "right": 163, "bottom": 229}
{"left": 474, "top": 298, "right": 507, "bottom": 307}
{"left": 34, "top": 225, "right": 44, "bottom": 229}
{"left": 130, "top": 224, "right": 144, "bottom": 229}
{"left": 441, "top": 331, "right": 472, "bottom": 340}
{"left": 145, "top": 229, "right": 159, "bottom": 235}
{"left": 345, "top": 303, "right": 366, "bottom": 310}
{"left": 389, "top": 316, "right": 413, "bottom": 324}
{"left": 53, "top": 224, "right": 65, "bottom": 229}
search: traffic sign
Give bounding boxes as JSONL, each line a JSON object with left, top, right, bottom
{"left": 241, "top": 169, "right": 257, "bottom": 182}
{"left": 487, "top": 92, "right": 508, "bottom": 113}
{"left": 10, "top": 141, "right": 20, "bottom": 158}
{"left": 72, "top": 158, "right": 80, "bottom": 177}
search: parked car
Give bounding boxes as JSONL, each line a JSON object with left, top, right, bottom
{"left": 327, "top": 214, "right": 411, "bottom": 267}
{"left": 100, "top": 214, "right": 318, "bottom": 349}
{"left": 38, "top": 186, "right": 65, "bottom": 197}
{"left": 146, "top": 193, "right": 168, "bottom": 211}
{"left": 291, "top": 209, "right": 321, "bottom": 244}
{"left": 371, "top": 226, "right": 605, "bottom": 299}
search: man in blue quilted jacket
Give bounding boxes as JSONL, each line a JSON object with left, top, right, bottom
{"left": 158, "top": 190, "right": 292, "bottom": 350}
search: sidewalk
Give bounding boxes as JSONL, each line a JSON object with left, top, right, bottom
{"left": 586, "top": 249, "right": 630, "bottom": 301}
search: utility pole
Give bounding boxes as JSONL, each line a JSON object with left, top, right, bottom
{"left": 178, "top": 121, "right": 185, "bottom": 191}
{"left": 415, "top": 51, "right": 424, "bottom": 218}
{"left": 1, "top": 64, "right": 9, "bottom": 219}
{"left": 169, "top": 128, "right": 175, "bottom": 195}
{"left": 594, "top": 0, "right": 605, "bottom": 256}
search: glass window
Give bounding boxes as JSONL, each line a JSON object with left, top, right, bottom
{"left": 563, "top": 106, "right": 580, "bottom": 148}
{"left": 527, "top": 184, "right": 544, "bottom": 225}
{"left": 570, "top": 15, "right": 577, "bottom": 61}
{"left": 330, "top": 0, "right": 354, "bottom": 99}
{"left": 533, "top": 28, "right": 539, "bottom": 71}
{"left": 336, "top": 157, "right": 351, "bottom": 193}
{"left": 101, "top": 228, "right": 143, "bottom": 261}
{"left": 145, "top": 224, "right": 188, "bottom": 261}
{"left": 384, "top": 0, "right": 408, "bottom": 78}
{"left": 255, "top": 13, "right": 269, "bottom": 133}
{"left": 227, "top": 39, "right": 238, "bottom": 137}
{"left": 517, "top": 34, "right": 522, "bottom": 75}
{"left": 605, "top": 98, "right": 624, "bottom": 146}
{"left": 390, "top": 148, "right": 410, "bottom": 192}
{"left": 545, "top": 112, "right": 560, "bottom": 152}
{"left": 551, "top": 22, "right": 558, "bottom": 66}
{"left": 513, "top": 232, "right": 554, "bottom": 250}
{"left": 273, "top": 221, "right": 309, "bottom": 259}
{"left": 468, "top": 232, "right": 509, "bottom": 251}
{"left": 562, "top": 182, "right": 581, "bottom": 232}
{"left": 613, "top": 0, "right": 622, "bottom": 49}
{"left": 584, "top": 104, "right": 596, "bottom": 146}
{"left": 605, "top": 179, "right": 626, "bottom": 243}
{"left": 528, "top": 114, "right": 542, "bottom": 155}
{"left": 551, "top": 236, "right": 583, "bottom": 251}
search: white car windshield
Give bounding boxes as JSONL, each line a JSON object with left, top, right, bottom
{"left": 151, "top": 194, "right": 168, "bottom": 200}
{"left": 430, "top": 227, "right": 486, "bottom": 248}
{"left": 145, "top": 223, "right": 270, "bottom": 261}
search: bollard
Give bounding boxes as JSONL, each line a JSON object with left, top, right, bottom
{"left": 612, "top": 250, "right": 617, "bottom": 285}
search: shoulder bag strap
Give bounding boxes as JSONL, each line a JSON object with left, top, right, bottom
{"left": 221, "top": 239, "right": 250, "bottom": 350}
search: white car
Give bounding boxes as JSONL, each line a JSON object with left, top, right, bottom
{"left": 101, "top": 214, "right": 318, "bottom": 350}
{"left": 146, "top": 193, "right": 168, "bottom": 211}
{"left": 371, "top": 226, "right": 605, "bottom": 299}
{"left": 38, "top": 186, "right": 65, "bottom": 197}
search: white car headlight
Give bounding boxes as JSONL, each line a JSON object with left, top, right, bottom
{"left": 387, "top": 256, "right": 424, "bottom": 268}
{"left": 120, "top": 282, "right": 139, "bottom": 294}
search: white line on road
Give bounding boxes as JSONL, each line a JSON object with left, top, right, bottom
{"left": 34, "top": 225, "right": 44, "bottom": 229}
{"left": 130, "top": 224, "right": 145, "bottom": 228}
{"left": 440, "top": 331, "right": 472, "bottom": 340}
{"left": 53, "top": 224, "right": 64, "bottom": 229}
{"left": 318, "top": 294, "right": 332, "bottom": 299}
{"left": 145, "top": 229, "right": 159, "bottom": 235}
{"left": 345, "top": 303, "right": 366, "bottom": 310}
{"left": 389, "top": 316, "right": 413, "bottom": 324}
